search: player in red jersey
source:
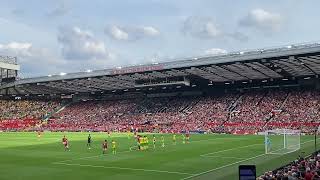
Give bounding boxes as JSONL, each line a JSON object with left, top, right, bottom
{"left": 102, "top": 140, "right": 108, "bottom": 154}
{"left": 62, "top": 135, "right": 70, "bottom": 151}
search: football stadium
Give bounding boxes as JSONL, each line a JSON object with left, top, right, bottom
{"left": 1, "top": 43, "right": 320, "bottom": 180}
{"left": 1, "top": 1, "right": 320, "bottom": 180}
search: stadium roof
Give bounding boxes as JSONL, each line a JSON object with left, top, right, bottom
{"left": 1, "top": 42, "right": 320, "bottom": 96}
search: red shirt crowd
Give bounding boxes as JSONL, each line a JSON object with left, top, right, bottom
{"left": 258, "top": 152, "right": 320, "bottom": 180}
{"left": 0, "top": 90, "right": 319, "bottom": 133}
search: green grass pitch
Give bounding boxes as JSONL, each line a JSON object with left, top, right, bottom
{"left": 0, "top": 132, "right": 318, "bottom": 180}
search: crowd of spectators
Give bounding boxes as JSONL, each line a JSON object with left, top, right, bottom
{"left": 226, "top": 91, "right": 288, "bottom": 134}
{"left": 0, "top": 100, "right": 61, "bottom": 131}
{"left": 258, "top": 152, "right": 320, "bottom": 180}
{"left": 43, "top": 90, "right": 320, "bottom": 133}
{"left": 42, "top": 95, "right": 237, "bottom": 132}
{"left": 270, "top": 91, "right": 320, "bottom": 131}
{"left": 0, "top": 89, "right": 319, "bottom": 133}
{"left": 0, "top": 100, "right": 60, "bottom": 120}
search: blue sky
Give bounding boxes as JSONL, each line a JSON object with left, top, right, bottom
{"left": 0, "top": 0, "right": 320, "bottom": 77}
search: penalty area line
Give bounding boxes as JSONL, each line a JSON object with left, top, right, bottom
{"left": 181, "top": 153, "right": 266, "bottom": 180}
{"left": 52, "top": 162, "right": 194, "bottom": 176}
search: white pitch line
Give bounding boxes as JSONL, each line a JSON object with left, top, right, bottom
{"left": 200, "top": 143, "right": 261, "bottom": 156}
{"left": 181, "top": 153, "right": 266, "bottom": 180}
{"left": 201, "top": 155, "right": 246, "bottom": 160}
{"left": 192, "top": 137, "right": 249, "bottom": 143}
{"left": 181, "top": 138, "right": 318, "bottom": 180}
{"left": 53, "top": 162, "right": 194, "bottom": 176}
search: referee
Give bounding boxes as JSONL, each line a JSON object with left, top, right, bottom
{"left": 87, "top": 134, "right": 92, "bottom": 149}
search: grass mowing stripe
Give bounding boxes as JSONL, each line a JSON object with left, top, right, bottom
{"left": 200, "top": 143, "right": 261, "bottom": 156}
{"left": 52, "top": 162, "right": 195, "bottom": 176}
{"left": 55, "top": 150, "right": 132, "bottom": 163}
{"left": 1, "top": 133, "right": 317, "bottom": 180}
{"left": 55, "top": 136, "right": 248, "bottom": 163}
{"left": 201, "top": 156, "right": 246, "bottom": 160}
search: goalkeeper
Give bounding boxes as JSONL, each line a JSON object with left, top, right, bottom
{"left": 265, "top": 136, "right": 271, "bottom": 152}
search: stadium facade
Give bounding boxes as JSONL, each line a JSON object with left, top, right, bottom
{"left": 1, "top": 42, "right": 320, "bottom": 99}
{"left": 0, "top": 56, "right": 19, "bottom": 87}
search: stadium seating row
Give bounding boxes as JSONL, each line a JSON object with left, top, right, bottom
{"left": 0, "top": 89, "right": 319, "bottom": 133}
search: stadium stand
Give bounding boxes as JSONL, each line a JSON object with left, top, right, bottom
{"left": 1, "top": 89, "right": 319, "bottom": 133}
{"left": 0, "top": 100, "right": 61, "bottom": 131}
{"left": 0, "top": 100, "right": 60, "bottom": 120}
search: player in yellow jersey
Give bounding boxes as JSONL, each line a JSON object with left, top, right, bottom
{"left": 143, "top": 136, "right": 147, "bottom": 150}
{"left": 182, "top": 134, "right": 186, "bottom": 144}
{"left": 111, "top": 140, "right": 116, "bottom": 154}
{"left": 127, "top": 130, "right": 131, "bottom": 139}
{"left": 37, "top": 131, "right": 41, "bottom": 139}
{"left": 186, "top": 133, "right": 190, "bottom": 144}
{"left": 153, "top": 135, "right": 156, "bottom": 149}
{"left": 173, "top": 134, "right": 176, "bottom": 145}
{"left": 161, "top": 135, "right": 165, "bottom": 147}
{"left": 140, "top": 136, "right": 144, "bottom": 150}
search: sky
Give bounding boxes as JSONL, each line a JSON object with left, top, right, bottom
{"left": 0, "top": 0, "right": 320, "bottom": 77}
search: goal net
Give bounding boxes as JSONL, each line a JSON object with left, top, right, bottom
{"left": 265, "top": 129, "right": 301, "bottom": 154}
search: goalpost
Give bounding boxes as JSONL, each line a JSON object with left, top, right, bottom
{"left": 265, "top": 129, "right": 301, "bottom": 154}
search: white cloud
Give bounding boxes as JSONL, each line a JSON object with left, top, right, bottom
{"left": 0, "top": 42, "right": 65, "bottom": 77}
{"left": 204, "top": 48, "right": 227, "bottom": 55}
{"left": 0, "top": 42, "right": 56, "bottom": 63}
{"left": 182, "top": 16, "right": 222, "bottom": 39}
{"left": 0, "top": 42, "right": 33, "bottom": 57}
{"left": 0, "top": 26, "right": 118, "bottom": 77}
{"left": 239, "top": 9, "right": 283, "bottom": 32}
{"left": 109, "top": 25, "right": 129, "bottom": 40}
{"left": 58, "top": 26, "right": 110, "bottom": 60}
{"left": 0, "top": 40, "right": 116, "bottom": 77}
{"left": 182, "top": 16, "right": 248, "bottom": 41}
{"left": 140, "top": 26, "right": 160, "bottom": 36}
{"left": 105, "top": 25, "right": 160, "bottom": 41}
